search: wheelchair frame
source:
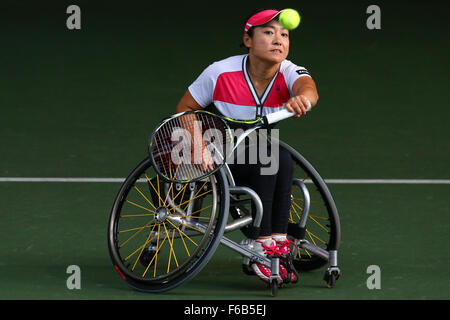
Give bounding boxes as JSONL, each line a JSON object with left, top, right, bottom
{"left": 108, "top": 132, "right": 341, "bottom": 296}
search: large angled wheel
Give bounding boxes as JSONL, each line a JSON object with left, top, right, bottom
{"left": 280, "top": 141, "right": 341, "bottom": 272}
{"left": 108, "top": 157, "right": 229, "bottom": 293}
{"left": 229, "top": 140, "right": 340, "bottom": 272}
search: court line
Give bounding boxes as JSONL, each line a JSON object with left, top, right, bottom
{"left": 0, "top": 178, "right": 126, "bottom": 183}
{"left": 323, "top": 179, "right": 450, "bottom": 184}
{"left": 0, "top": 178, "right": 449, "bottom": 184}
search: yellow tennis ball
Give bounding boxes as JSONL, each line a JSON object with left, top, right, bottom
{"left": 279, "top": 9, "right": 301, "bottom": 30}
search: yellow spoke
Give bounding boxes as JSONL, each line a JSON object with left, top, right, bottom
{"left": 166, "top": 219, "right": 198, "bottom": 247}
{"left": 133, "top": 185, "right": 157, "bottom": 210}
{"left": 292, "top": 200, "right": 304, "bottom": 212}
{"left": 119, "top": 221, "right": 155, "bottom": 248}
{"left": 145, "top": 174, "right": 164, "bottom": 208}
{"left": 296, "top": 240, "right": 312, "bottom": 259}
{"left": 185, "top": 205, "right": 213, "bottom": 220}
{"left": 289, "top": 213, "right": 298, "bottom": 224}
{"left": 142, "top": 228, "right": 169, "bottom": 278}
{"left": 153, "top": 224, "right": 161, "bottom": 277}
{"left": 304, "top": 249, "right": 312, "bottom": 258}
{"left": 170, "top": 182, "right": 189, "bottom": 206}
{"left": 189, "top": 180, "right": 210, "bottom": 202}
{"left": 179, "top": 180, "right": 209, "bottom": 212}
{"left": 194, "top": 180, "right": 209, "bottom": 198}
{"left": 171, "top": 229, "right": 178, "bottom": 266}
{"left": 309, "top": 215, "right": 329, "bottom": 233}
{"left": 121, "top": 213, "right": 154, "bottom": 218}
{"left": 119, "top": 223, "right": 154, "bottom": 234}
{"left": 180, "top": 230, "right": 191, "bottom": 257}
{"left": 178, "top": 222, "right": 205, "bottom": 234}
{"left": 176, "top": 190, "right": 212, "bottom": 213}
{"left": 171, "top": 223, "right": 191, "bottom": 257}
{"left": 288, "top": 215, "right": 296, "bottom": 224}
{"left": 289, "top": 203, "right": 301, "bottom": 222}
{"left": 125, "top": 239, "right": 151, "bottom": 263}
{"left": 309, "top": 214, "right": 329, "bottom": 221}
{"left": 141, "top": 224, "right": 165, "bottom": 278}
{"left": 163, "top": 181, "right": 174, "bottom": 206}
{"left": 306, "top": 229, "right": 327, "bottom": 245}
{"left": 297, "top": 248, "right": 312, "bottom": 259}
{"left": 306, "top": 229, "right": 318, "bottom": 247}
{"left": 128, "top": 223, "right": 157, "bottom": 270}
{"left": 289, "top": 210, "right": 297, "bottom": 223}
{"left": 164, "top": 224, "right": 173, "bottom": 273}
{"left": 164, "top": 225, "right": 179, "bottom": 273}
{"left": 126, "top": 200, "right": 155, "bottom": 213}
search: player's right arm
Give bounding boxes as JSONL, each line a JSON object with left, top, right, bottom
{"left": 176, "top": 90, "right": 204, "bottom": 113}
{"left": 176, "top": 61, "right": 219, "bottom": 169}
{"left": 175, "top": 89, "right": 214, "bottom": 171}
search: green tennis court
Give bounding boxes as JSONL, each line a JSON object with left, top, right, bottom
{"left": 1, "top": 0, "right": 449, "bottom": 300}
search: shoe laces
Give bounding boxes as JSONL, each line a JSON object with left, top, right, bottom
{"left": 275, "top": 239, "right": 299, "bottom": 255}
{"left": 257, "top": 241, "right": 283, "bottom": 257}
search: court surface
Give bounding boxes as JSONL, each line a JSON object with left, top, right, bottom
{"left": 1, "top": 0, "right": 449, "bottom": 300}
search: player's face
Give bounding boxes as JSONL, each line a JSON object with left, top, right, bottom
{"left": 245, "top": 20, "right": 290, "bottom": 64}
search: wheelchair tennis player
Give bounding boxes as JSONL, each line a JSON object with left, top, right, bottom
{"left": 175, "top": 8, "right": 319, "bottom": 285}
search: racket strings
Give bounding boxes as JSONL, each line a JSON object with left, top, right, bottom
{"left": 151, "top": 112, "right": 231, "bottom": 182}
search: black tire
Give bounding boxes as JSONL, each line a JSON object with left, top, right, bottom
{"left": 107, "top": 157, "right": 229, "bottom": 293}
{"left": 280, "top": 140, "right": 341, "bottom": 272}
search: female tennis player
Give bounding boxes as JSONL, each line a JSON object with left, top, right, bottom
{"left": 175, "top": 8, "right": 319, "bottom": 284}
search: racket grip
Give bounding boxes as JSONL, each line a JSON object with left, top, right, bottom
{"left": 264, "top": 101, "right": 312, "bottom": 125}
{"left": 264, "top": 109, "right": 296, "bottom": 125}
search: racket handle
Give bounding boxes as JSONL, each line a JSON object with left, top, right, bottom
{"left": 264, "top": 101, "right": 312, "bottom": 125}
{"left": 264, "top": 109, "right": 296, "bottom": 125}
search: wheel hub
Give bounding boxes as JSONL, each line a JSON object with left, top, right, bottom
{"left": 154, "top": 206, "right": 169, "bottom": 223}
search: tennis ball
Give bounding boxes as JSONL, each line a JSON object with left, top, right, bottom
{"left": 279, "top": 9, "right": 301, "bottom": 30}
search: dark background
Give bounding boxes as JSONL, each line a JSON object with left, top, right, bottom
{"left": 0, "top": 0, "right": 449, "bottom": 299}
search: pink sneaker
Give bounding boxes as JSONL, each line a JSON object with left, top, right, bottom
{"left": 251, "top": 239, "right": 287, "bottom": 284}
{"left": 274, "top": 238, "right": 299, "bottom": 284}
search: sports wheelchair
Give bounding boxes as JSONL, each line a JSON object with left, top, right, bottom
{"left": 107, "top": 129, "right": 341, "bottom": 296}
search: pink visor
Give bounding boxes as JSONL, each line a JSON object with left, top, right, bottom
{"left": 244, "top": 9, "right": 284, "bottom": 33}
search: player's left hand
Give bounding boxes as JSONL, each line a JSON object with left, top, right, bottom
{"left": 285, "top": 95, "right": 311, "bottom": 118}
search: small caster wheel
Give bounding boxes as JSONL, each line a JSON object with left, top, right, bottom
{"left": 323, "top": 267, "right": 341, "bottom": 288}
{"left": 326, "top": 273, "right": 336, "bottom": 288}
{"left": 270, "top": 279, "right": 279, "bottom": 297}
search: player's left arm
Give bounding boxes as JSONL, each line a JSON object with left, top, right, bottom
{"left": 285, "top": 76, "right": 319, "bottom": 118}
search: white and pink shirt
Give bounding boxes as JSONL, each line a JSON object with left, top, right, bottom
{"left": 188, "top": 54, "right": 311, "bottom": 120}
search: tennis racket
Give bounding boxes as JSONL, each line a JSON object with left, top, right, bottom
{"left": 148, "top": 108, "right": 296, "bottom": 183}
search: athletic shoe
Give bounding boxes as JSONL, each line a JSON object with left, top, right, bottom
{"left": 274, "top": 238, "right": 299, "bottom": 283}
{"left": 250, "top": 239, "right": 287, "bottom": 284}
